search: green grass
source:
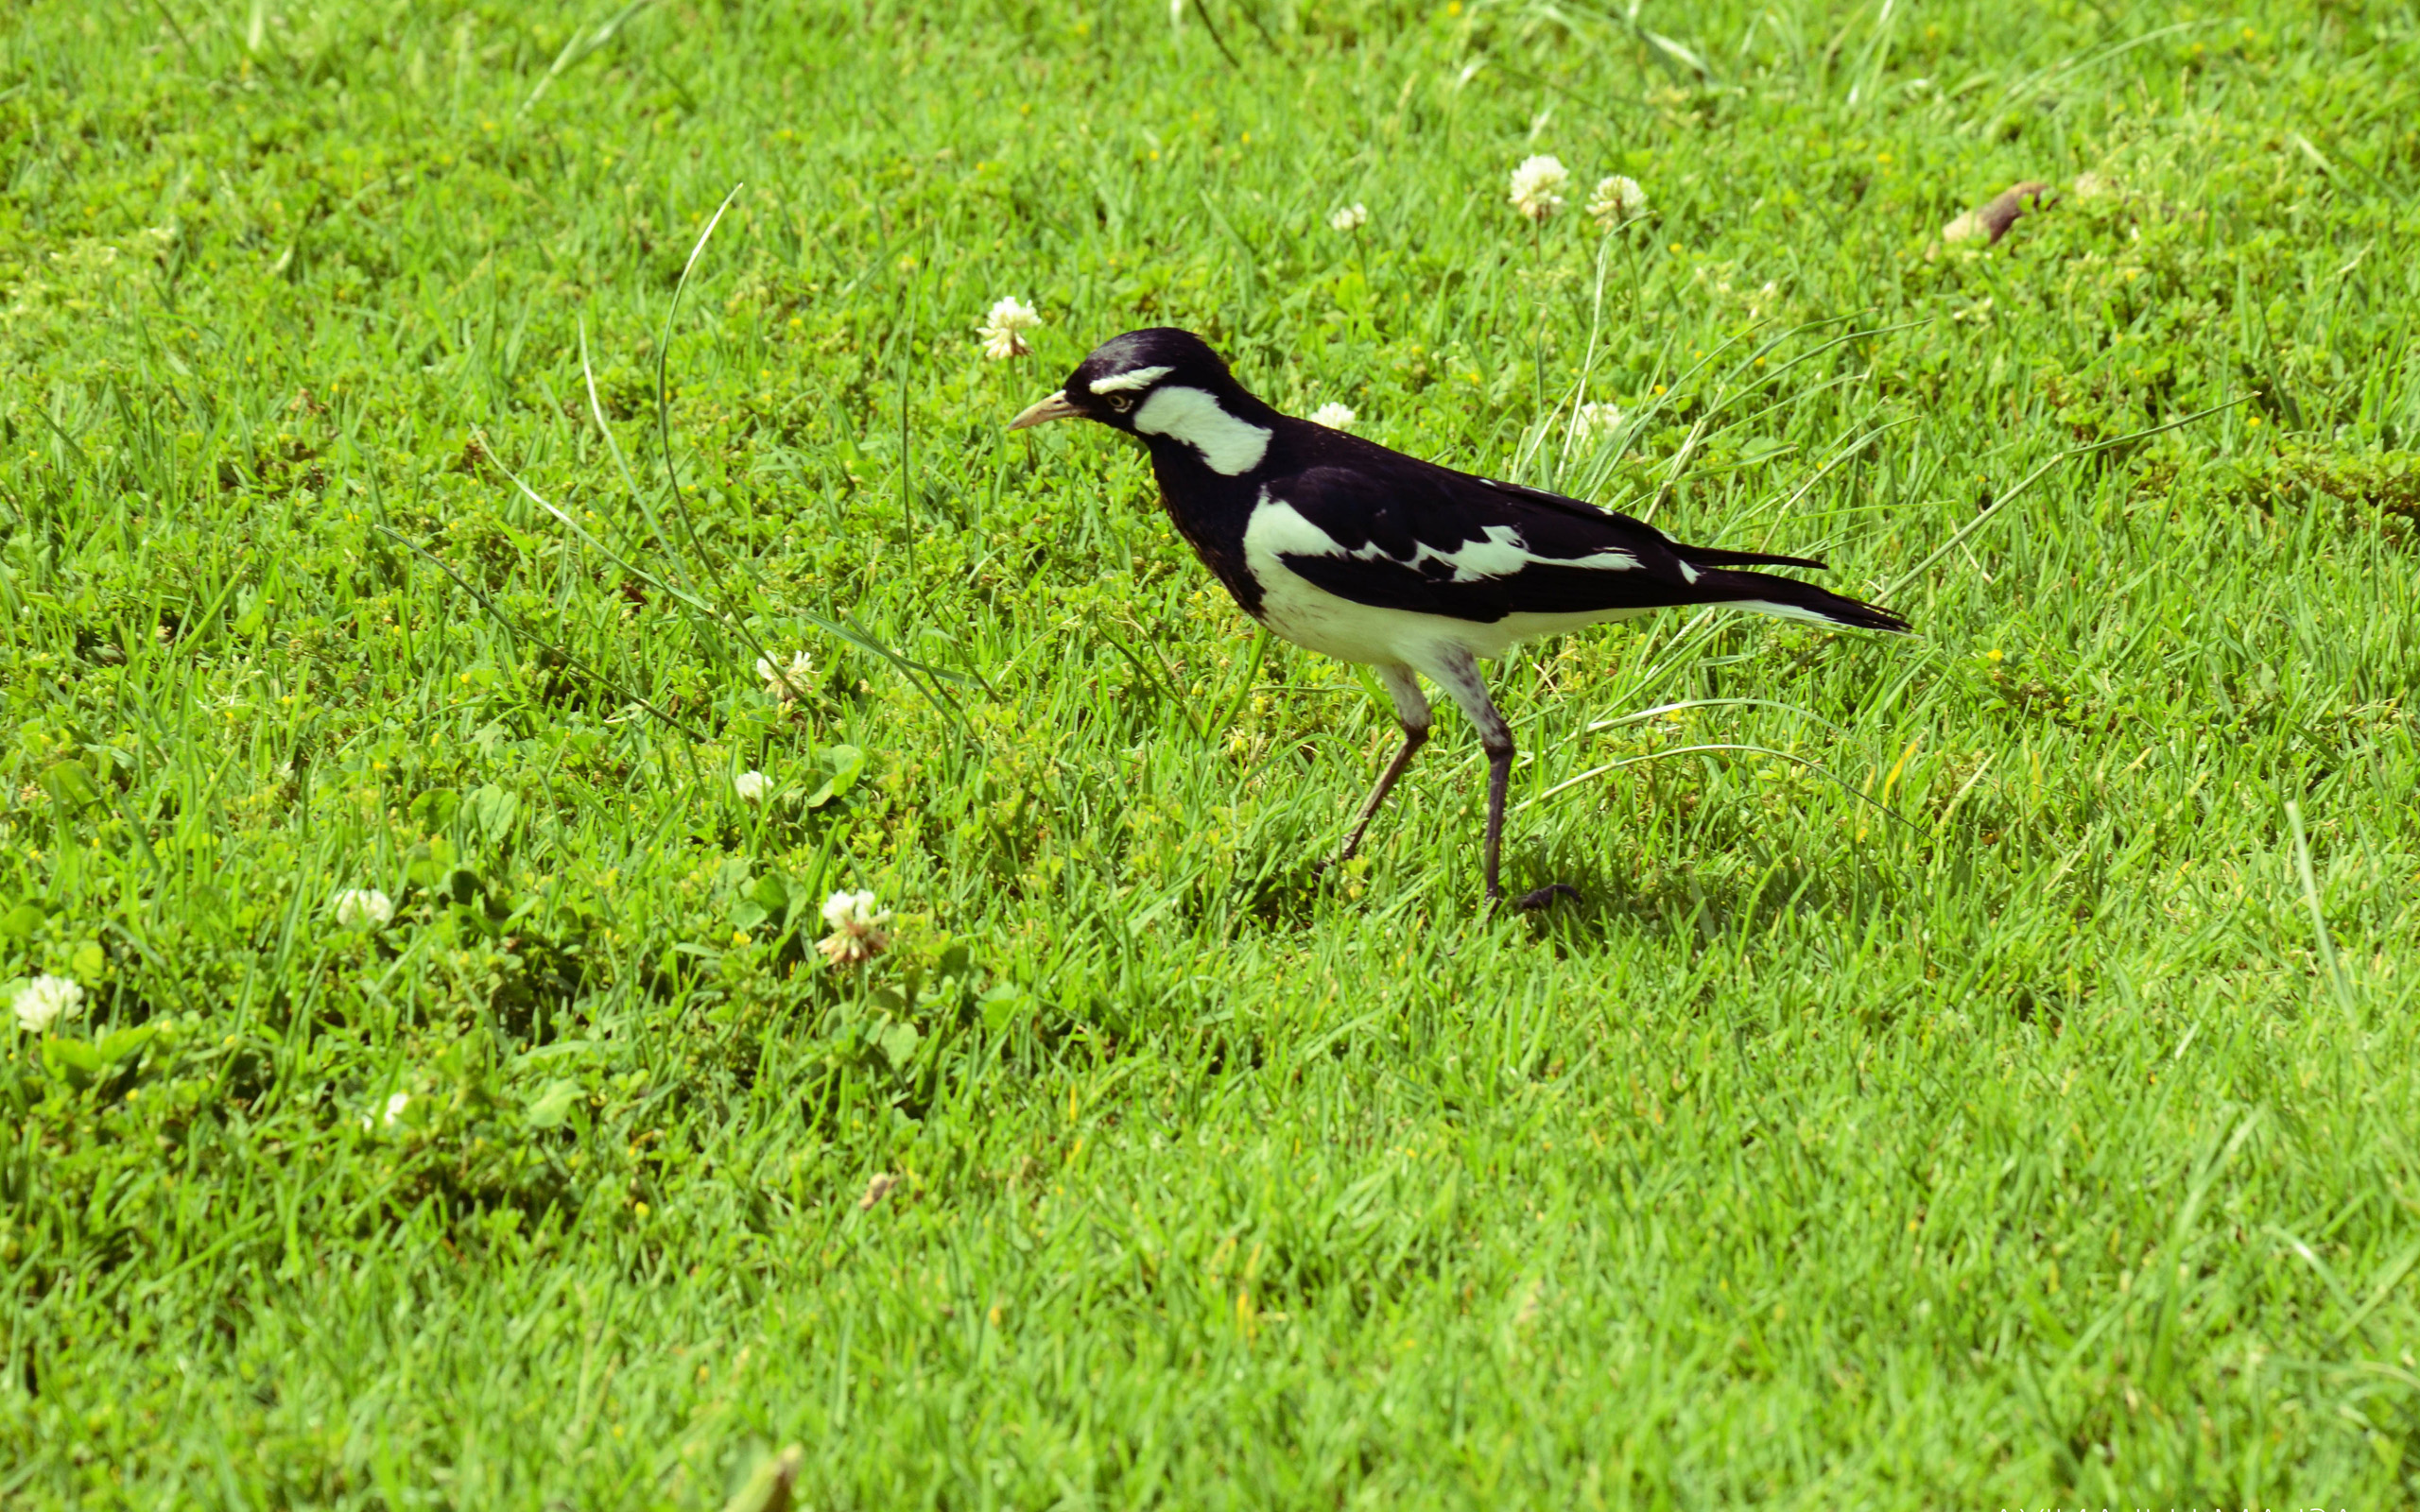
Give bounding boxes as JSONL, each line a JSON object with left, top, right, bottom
{"left": 5, "top": 0, "right": 2420, "bottom": 1503}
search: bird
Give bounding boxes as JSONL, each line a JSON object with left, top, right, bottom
{"left": 1009, "top": 327, "right": 1909, "bottom": 909}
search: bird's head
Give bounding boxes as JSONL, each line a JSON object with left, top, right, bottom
{"left": 1009, "top": 328, "right": 1274, "bottom": 475}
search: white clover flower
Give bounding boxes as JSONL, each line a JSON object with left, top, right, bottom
{"left": 735, "top": 770, "right": 770, "bottom": 802}
{"left": 977, "top": 296, "right": 1041, "bottom": 360}
{"left": 820, "top": 889, "right": 888, "bottom": 930}
{"left": 755, "top": 649, "right": 814, "bottom": 703}
{"left": 816, "top": 889, "right": 893, "bottom": 968}
{"left": 334, "top": 888, "right": 393, "bottom": 930}
{"left": 1508, "top": 155, "right": 1569, "bottom": 224}
{"left": 1308, "top": 403, "right": 1357, "bottom": 431}
{"left": 364, "top": 1091, "right": 410, "bottom": 1131}
{"left": 1574, "top": 402, "right": 1626, "bottom": 438}
{"left": 11, "top": 974, "right": 83, "bottom": 1035}
{"left": 1587, "top": 174, "right": 1648, "bottom": 229}
{"left": 1328, "top": 203, "right": 1369, "bottom": 233}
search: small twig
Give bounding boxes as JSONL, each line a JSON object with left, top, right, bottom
{"left": 1229, "top": 0, "right": 1283, "bottom": 53}
{"left": 1186, "top": 0, "right": 1243, "bottom": 69}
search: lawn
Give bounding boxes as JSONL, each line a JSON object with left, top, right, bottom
{"left": 4, "top": 0, "right": 2419, "bottom": 1504}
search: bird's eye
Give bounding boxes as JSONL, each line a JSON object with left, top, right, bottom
{"left": 1105, "top": 393, "right": 1134, "bottom": 413}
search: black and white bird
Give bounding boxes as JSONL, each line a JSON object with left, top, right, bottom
{"left": 1011, "top": 328, "right": 1909, "bottom": 909}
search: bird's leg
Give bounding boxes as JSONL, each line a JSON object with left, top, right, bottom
{"left": 1481, "top": 728, "right": 1515, "bottom": 901}
{"left": 1429, "top": 649, "right": 1579, "bottom": 911}
{"left": 1334, "top": 665, "right": 1430, "bottom": 865}
{"left": 1336, "top": 729, "right": 1426, "bottom": 863}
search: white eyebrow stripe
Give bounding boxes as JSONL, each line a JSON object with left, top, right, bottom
{"left": 1088, "top": 365, "right": 1174, "bottom": 395}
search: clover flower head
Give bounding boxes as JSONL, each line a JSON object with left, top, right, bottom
{"left": 11, "top": 974, "right": 83, "bottom": 1035}
{"left": 1575, "top": 402, "right": 1626, "bottom": 438}
{"left": 1308, "top": 403, "right": 1357, "bottom": 431}
{"left": 977, "top": 296, "right": 1041, "bottom": 360}
{"left": 334, "top": 888, "right": 393, "bottom": 930}
{"left": 1328, "top": 202, "right": 1369, "bottom": 233}
{"left": 816, "top": 889, "right": 893, "bottom": 968}
{"left": 756, "top": 650, "right": 814, "bottom": 703}
{"left": 1508, "top": 155, "right": 1569, "bottom": 223}
{"left": 364, "top": 1091, "right": 410, "bottom": 1131}
{"left": 1587, "top": 174, "right": 1648, "bottom": 229}
{"left": 735, "top": 770, "right": 770, "bottom": 803}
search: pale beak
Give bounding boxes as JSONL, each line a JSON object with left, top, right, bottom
{"left": 1008, "top": 389, "right": 1082, "bottom": 431}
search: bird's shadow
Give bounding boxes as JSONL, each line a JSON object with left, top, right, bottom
{"left": 1499, "top": 833, "right": 1895, "bottom": 949}
{"left": 1203, "top": 816, "right": 1905, "bottom": 940}
{"left": 1232, "top": 854, "right": 1351, "bottom": 930}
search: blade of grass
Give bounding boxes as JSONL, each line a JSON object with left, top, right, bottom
{"left": 372, "top": 524, "right": 710, "bottom": 743}
{"left": 1882, "top": 398, "right": 2246, "bottom": 598}
{"left": 1516, "top": 740, "right": 1918, "bottom": 833}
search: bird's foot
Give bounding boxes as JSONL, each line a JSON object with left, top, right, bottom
{"left": 1512, "top": 882, "right": 1581, "bottom": 912}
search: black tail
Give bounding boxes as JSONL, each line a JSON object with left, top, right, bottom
{"left": 1695, "top": 567, "right": 1911, "bottom": 634}
{"left": 1676, "top": 542, "right": 1829, "bottom": 572}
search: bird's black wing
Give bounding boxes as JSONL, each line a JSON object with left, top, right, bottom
{"left": 1263, "top": 456, "right": 1728, "bottom": 624}
{"left": 1470, "top": 474, "right": 1828, "bottom": 572}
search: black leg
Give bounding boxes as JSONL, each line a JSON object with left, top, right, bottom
{"left": 1481, "top": 735, "right": 1513, "bottom": 900}
{"left": 1332, "top": 665, "right": 1432, "bottom": 867}
{"left": 1429, "top": 649, "right": 1578, "bottom": 911}
{"left": 1337, "top": 724, "right": 1426, "bottom": 864}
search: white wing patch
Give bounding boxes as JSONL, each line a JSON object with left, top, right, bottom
{"left": 1729, "top": 598, "right": 1846, "bottom": 627}
{"left": 1132, "top": 386, "right": 1272, "bottom": 475}
{"left": 1245, "top": 495, "right": 1639, "bottom": 580}
{"left": 1242, "top": 495, "right": 1346, "bottom": 559}
{"left": 1088, "top": 364, "right": 1174, "bottom": 395}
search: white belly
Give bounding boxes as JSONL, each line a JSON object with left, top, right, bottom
{"left": 1251, "top": 556, "right": 1651, "bottom": 670}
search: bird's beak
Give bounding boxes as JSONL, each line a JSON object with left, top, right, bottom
{"left": 1008, "top": 389, "right": 1081, "bottom": 431}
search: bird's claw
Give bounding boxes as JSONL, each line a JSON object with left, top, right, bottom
{"left": 1512, "top": 883, "right": 1581, "bottom": 912}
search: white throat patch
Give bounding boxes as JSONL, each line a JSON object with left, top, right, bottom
{"left": 1132, "top": 386, "right": 1271, "bottom": 475}
{"left": 1088, "top": 365, "right": 1173, "bottom": 395}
